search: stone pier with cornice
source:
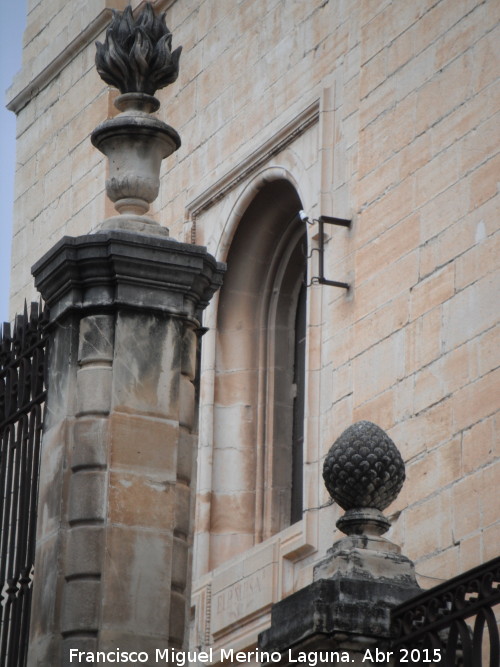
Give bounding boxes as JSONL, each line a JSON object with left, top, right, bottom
{"left": 26, "top": 5, "right": 224, "bottom": 665}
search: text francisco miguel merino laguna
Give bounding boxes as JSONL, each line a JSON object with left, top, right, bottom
{"left": 68, "top": 648, "right": 378, "bottom": 664}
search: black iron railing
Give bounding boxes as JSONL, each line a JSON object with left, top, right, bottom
{"left": 392, "top": 556, "right": 500, "bottom": 666}
{"left": 0, "top": 302, "right": 49, "bottom": 667}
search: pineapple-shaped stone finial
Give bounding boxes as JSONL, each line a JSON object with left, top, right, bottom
{"left": 323, "top": 421, "right": 405, "bottom": 536}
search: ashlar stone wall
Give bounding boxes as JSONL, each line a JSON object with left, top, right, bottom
{"left": 6, "top": 0, "right": 499, "bottom": 661}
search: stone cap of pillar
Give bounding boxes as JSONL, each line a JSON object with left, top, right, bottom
{"left": 32, "top": 230, "right": 225, "bottom": 323}
{"left": 259, "top": 577, "right": 417, "bottom": 651}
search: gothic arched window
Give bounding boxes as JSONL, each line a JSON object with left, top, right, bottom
{"left": 209, "top": 179, "right": 307, "bottom": 567}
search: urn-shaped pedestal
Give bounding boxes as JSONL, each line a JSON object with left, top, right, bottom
{"left": 91, "top": 93, "right": 180, "bottom": 223}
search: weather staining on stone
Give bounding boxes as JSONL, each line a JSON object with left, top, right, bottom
{"left": 95, "top": 3, "right": 182, "bottom": 96}
{"left": 323, "top": 420, "right": 405, "bottom": 511}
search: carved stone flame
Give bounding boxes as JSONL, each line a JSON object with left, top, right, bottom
{"left": 91, "top": 3, "right": 182, "bottom": 233}
{"left": 95, "top": 3, "right": 182, "bottom": 96}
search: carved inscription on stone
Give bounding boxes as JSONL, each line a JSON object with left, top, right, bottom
{"left": 211, "top": 565, "right": 273, "bottom": 634}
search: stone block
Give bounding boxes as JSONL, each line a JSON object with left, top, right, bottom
{"left": 179, "top": 375, "right": 196, "bottom": 430}
{"left": 443, "top": 274, "right": 499, "bottom": 350}
{"left": 483, "top": 523, "right": 500, "bottom": 562}
{"left": 455, "top": 229, "right": 499, "bottom": 291}
{"left": 415, "top": 51, "right": 473, "bottom": 136}
{"left": 101, "top": 526, "right": 173, "bottom": 636}
{"left": 171, "top": 536, "right": 188, "bottom": 590}
{"left": 68, "top": 470, "right": 106, "bottom": 524}
{"left": 462, "top": 416, "right": 495, "bottom": 474}
{"left": 112, "top": 312, "right": 180, "bottom": 419}
{"left": 61, "top": 579, "right": 100, "bottom": 634}
{"left": 65, "top": 525, "right": 104, "bottom": 578}
{"left": 469, "top": 153, "right": 500, "bottom": 210}
{"left": 351, "top": 293, "right": 409, "bottom": 358}
{"left": 397, "top": 399, "right": 454, "bottom": 458}
{"left": 460, "top": 114, "right": 499, "bottom": 175}
{"left": 35, "top": 421, "right": 69, "bottom": 540}
{"left": 170, "top": 590, "right": 188, "bottom": 645}
{"left": 28, "top": 533, "right": 60, "bottom": 644}
{"left": 354, "top": 250, "right": 419, "bottom": 321}
{"left": 452, "top": 368, "right": 500, "bottom": 433}
{"left": 78, "top": 314, "right": 115, "bottom": 363}
{"left": 177, "top": 430, "right": 196, "bottom": 484}
{"left": 405, "top": 493, "right": 452, "bottom": 561}
{"left": 181, "top": 327, "right": 197, "bottom": 380}
{"left": 109, "top": 412, "right": 178, "bottom": 476}
{"left": 76, "top": 365, "right": 112, "bottom": 416}
{"left": 214, "top": 369, "right": 259, "bottom": 407}
{"left": 72, "top": 417, "right": 108, "bottom": 470}
{"left": 458, "top": 533, "right": 482, "bottom": 573}
{"left": 210, "top": 491, "right": 256, "bottom": 535}
{"left": 472, "top": 26, "right": 499, "bottom": 94}
{"left": 410, "top": 264, "right": 455, "bottom": 320}
{"left": 353, "top": 389, "right": 394, "bottom": 432}
{"left": 353, "top": 331, "right": 405, "bottom": 405}
{"left": 416, "top": 546, "right": 460, "bottom": 584}
{"left": 209, "top": 533, "right": 255, "bottom": 570}
{"left": 212, "top": 403, "right": 257, "bottom": 463}
{"left": 174, "top": 482, "right": 191, "bottom": 539}
{"left": 405, "top": 307, "right": 442, "bottom": 375}
{"left": 44, "top": 320, "right": 79, "bottom": 430}
{"left": 359, "top": 47, "right": 386, "bottom": 99}
{"left": 482, "top": 462, "right": 500, "bottom": 527}
{"left": 108, "top": 471, "right": 175, "bottom": 530}
{"left": 452, "top": 473, "right": 481, "bottom": 540}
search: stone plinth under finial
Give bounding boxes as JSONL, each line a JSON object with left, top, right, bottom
{"left": 259, "top": 422, "right": 420, "bottom": 661}
{"left": 91, "top": 3, "right": 182, "bottom": 235}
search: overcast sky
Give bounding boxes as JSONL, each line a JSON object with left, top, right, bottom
{"left": 0, "top": 2, "right": 27, "bottom": 323}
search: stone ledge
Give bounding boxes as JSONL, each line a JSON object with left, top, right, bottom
{"left": 32, "top": 229, "right": 225, "bottom": 322}
{"left": 259, "top": 577, "right": 421, "bottom": 651}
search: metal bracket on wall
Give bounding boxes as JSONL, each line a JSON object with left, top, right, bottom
{"left": 310, "top": 215, "right": 351, "bottom": 289}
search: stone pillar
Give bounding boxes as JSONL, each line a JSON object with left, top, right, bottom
{"left": 27, "top": 232, "right": 224, "bottom": 666}
{"left": 26, "top": 6, "right": 223, "bottom": 664}
{"left": 259, "top": 421, "right": 420, "bottom": 666}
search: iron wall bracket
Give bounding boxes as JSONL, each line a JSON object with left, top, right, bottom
{"left": 311, "top": 215, "right": 351, "bottom": 289}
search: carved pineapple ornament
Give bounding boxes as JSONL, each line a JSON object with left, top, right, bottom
{"left": 323, "top": 421, "right": 405, "bottom": 535}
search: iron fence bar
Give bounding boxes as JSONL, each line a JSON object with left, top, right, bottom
{"left": 0, "top": 302, "right": 48, "bottom": 667}
{"left": 392, "top": 556, "right": 500, "bottom": 667}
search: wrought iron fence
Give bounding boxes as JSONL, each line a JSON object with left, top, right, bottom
{"left": 392, "top": 556, "right": 500, "bottom": 666}
{"left": 0, "top": 302, "right": 49, "bottom": 667}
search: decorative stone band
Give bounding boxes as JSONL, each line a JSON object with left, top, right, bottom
{"left": 31, "top": 230, "right": 225, "bottom": 324}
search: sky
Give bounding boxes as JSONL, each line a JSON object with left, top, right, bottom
{"left": 0, "top": 1, "right": 27, "bottom": 323}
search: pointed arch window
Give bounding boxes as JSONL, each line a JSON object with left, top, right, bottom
{"left": 210, "top": 179, "right": 307, "bottom": 566}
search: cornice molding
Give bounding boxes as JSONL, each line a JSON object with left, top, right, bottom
{"left": 186, "top": 99, "right": 320, "bottom": 222}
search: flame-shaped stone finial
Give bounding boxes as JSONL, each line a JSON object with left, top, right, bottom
{"left": 95, "top": 3, "right": 182, "bottom": 96}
